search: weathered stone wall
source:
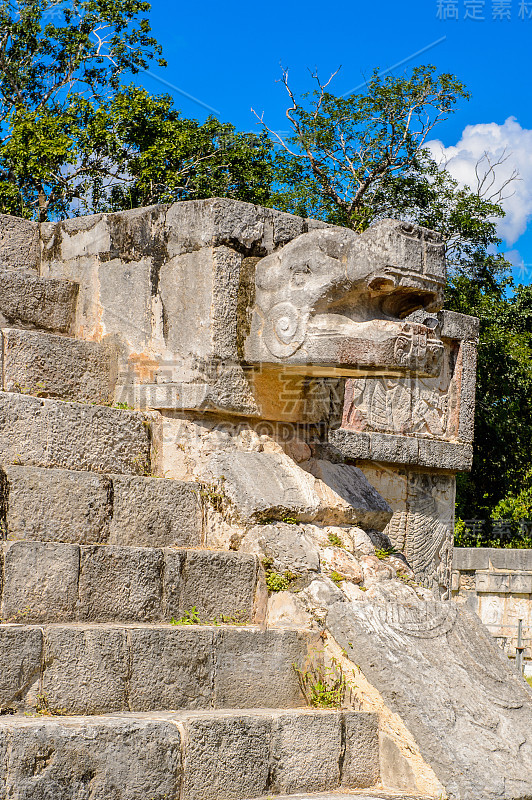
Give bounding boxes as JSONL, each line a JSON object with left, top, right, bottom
{"left": 453, "top": 547, "right": 532, "bottom": 671}
{"left": 333, "top": 310, "right": 479, "bottom": 598}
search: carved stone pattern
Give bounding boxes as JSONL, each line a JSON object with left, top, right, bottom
{"left": 405, "top": 474, "right": 455, "bottom": 600}
{"left": 342, "top": 340, "right": 460, "bottom": 440}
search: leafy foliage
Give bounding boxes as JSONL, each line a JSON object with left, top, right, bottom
{"left": 449, "top": 276, "right": 532, "bottom": 544}
{"left": 0, "top": 1, "right": 274, "bottom": 219}
{"left": 293, "top": 655, "right": 348, "bottom": 709}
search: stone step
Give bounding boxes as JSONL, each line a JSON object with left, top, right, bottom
{"left": 0, "top": 464, "right": 202, "bottom": 546}
{"left": 0, "top": 269, "right": 78, "bottom": 333}
{"left": 0, "top": 391, "right": 153, "bottom": 475}
{"left": 1, "top": 327, "right": 116, "bottom": 404}
{"left": 0, "top": 541, "right": 258, "bottom": 624}
{"left": 249, "top": 794, "right": 428, "bottom": 800}
{"left": 0, "top": 214, "right": 39, "bottom": 271}
{"left": 0, "top": 709, "right": 380, "bottom": 799}
{"left": 0, "top": 624, "right": 317, "bottom": 715}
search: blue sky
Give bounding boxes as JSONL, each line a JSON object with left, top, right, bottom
{"left": 137, "top": 0, "right": 532, "bottom": 282}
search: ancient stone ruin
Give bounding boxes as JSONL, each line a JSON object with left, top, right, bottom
{"left": 0, "top": 198, "right": 531, "bottom": 799}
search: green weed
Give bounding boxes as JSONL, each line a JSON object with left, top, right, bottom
{"left": 328, "top": 570, "right": 346, "bottom": 586}
{"left": 170, "top": 607, "right": 202, "bottom": 625}
{"left": 375, "top": 546, "right": 396, "bottom": 560}
{"left": 293, "top": 656, "right": 348, "bottom": 709}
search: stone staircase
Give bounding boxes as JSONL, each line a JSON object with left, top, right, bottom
{"left": 0, "top": 268, "right": 384, "bottom": 798}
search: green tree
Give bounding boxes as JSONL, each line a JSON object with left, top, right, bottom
{"left": 0, "top": 0, "right": 274, "bottom": 219}
{"left": 1, "top": 87, "right": 274, "bottom": 218}
{"left": 258, "top": 66, "right": 510, "bottom": 277}
{"left": 449, "top": 276, "right": 532, "bottom": 546}
{"left": 0, "top": 0, "right": 164, "bottom": 219}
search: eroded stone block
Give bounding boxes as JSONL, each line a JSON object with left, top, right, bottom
{"left": 1, "top": 465, "right": 112, "bottom": 544}
{"left": 0, "top": 214, "right": 39, "bottom": 270}
{"left": 270, "top": 711, "right": 342, "bottom": 793}
{"left": 207, "top": 450, "right": 319, "bottom": 522}
{"left": 42, "top": 626, "right": 129, "bottom": 714}
{"left": 0, "top": 627, "right": 42, "bottom": 710}
{"left": 0, "top": 269, "right": 77, "bottom": 332}
{"left": 1, "top": 541, "right": 79, "bottom": 622}
{"left": 214, "top": 628, "right": 311, "bottom": 708}
{"left": 78, "top": 545, "right": 164, "bottom": 622}
{"left": 127, "top": 627, "right": 214, "bottom": 711}
{"left": 109, "top": 475, "right": 202, "bottom": 547}
{"left": 181, "top": 712, "right": 270, "bottom": 800}
{"left": 342, "top": 712, "right": 380, "bottom": 788}
{"left": 176, "top": 550, "right": 258, "bottom": 621}
{"left": 0, "top": 392, "right": 152, "bottom": 475}
{"left": 0, "top": 716, "right": 182, "bottom": 800}
{"left": 304, "top": 460, "right": 392, "bottom": 530}
{"left": 1, "top": 328, "right": 116, "bottom": 403}
{"left": 239, "top": 523, "right": 320, "bottom": 575}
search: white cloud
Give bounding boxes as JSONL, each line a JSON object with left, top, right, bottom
{"left": 426, "top": 117, "right": 532, "bottom": 246}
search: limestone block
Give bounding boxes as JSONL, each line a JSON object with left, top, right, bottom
{"left": 265, "top": 591, "right": 312, "bottom": 628}
{"left": 214, "top": 628, "right": 311, "bottom": 708}
{"left": 127, "top": 627, "right": 214, "bottom": 711}
{"left": 164, "top": 198, "right": 308, "bottom": 254}
{"left": 453, "top": 548, "right": 490, "bottom": 571}
{"left": 489, "top": 548, "right": 532, "bottom": 571}
{"left": 42, "top": 626, "right": 129, "bottom": 714}
{"left": 1, "top": 541, "right": 79, "bottom": 622}
{"left": 476, "top": 571, "right": 510, "bottom": 594}
{"left": 161, "top": 548, "right": 186, "bottom": 618}
{"left": 0, "top": 626, "right": 42, "bottom": 710}
{"left": 269, "top": 711, "right": 342, "bottom": 793}
{"left": 510, "top": 573, "right": 532, "bottom": 594}
{"left": 438, "top": 309, "right": 480, "bottom": 341}
{"left": 327, "top": 597, "right": 532, "bottom": 798}
{"left": 207, "top": 450, "right": 320, "bottom": 522}
{"left": 239, "top": 523, "right": 320, "bottom": 574}
{"left": 327, "top": 429, "right": 371, "bottom": 460}
{"left": 180, "top": 712, "right": 271, "bottom": 800}
{"left": 342, "top": 712, "right": 380, "bottom": 788}
{"left": 1, "top": 464, "right": 112, "bottom": 544}
{"left": 0, "top": 392, "right": 152, "bottom": 474}
{"left": 369, "top": 432, "right": 419, "bottom": 465}
{"left": 0, "top": 715, "right": 182, "bottom": 800}
{"left": 304, "top": 460, "right": 392, "bottom": 530}
{"left": 109, "top": 475, "right": 202, "bottom": 547}
{"left": 78, "top": 545, "right": 164, "bottom": 622}
{"left": 1, "top": 328, "right": 116, "bottom": 403}
{"left": 417, "top": 439, "right": 473, "bottom": 470}
{"left": 0, "top": 214, "right": 39, "bottom": 270}
{"left": 458, "top": 339, "right": 478, "bottom": 444}
{"left": 0, "top": 269, "right": 77, "bottom": 332}
{"left": 379, "top": 731, "right": 420, "bottom": 793}
{"left": 176, "top": 550, "right": 258, "bottom": 621}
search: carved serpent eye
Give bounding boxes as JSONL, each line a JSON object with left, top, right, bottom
{"left": 263, "top": 301, "right": 306, "bottom": 358}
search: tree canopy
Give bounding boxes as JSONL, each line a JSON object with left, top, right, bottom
{"left": 0, "top": 0, "right": 274, "bottom": 219}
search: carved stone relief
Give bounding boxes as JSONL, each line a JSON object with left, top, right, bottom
{"left": 342, "top": 338, "right": 460, "bottom": 440}
{"left": 359, "top": 465, "right": 455, "bottom": 600}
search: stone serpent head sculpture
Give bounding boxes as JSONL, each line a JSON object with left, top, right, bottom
{"left": 244, "top": 219, "right": 444, "bottom": 379}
